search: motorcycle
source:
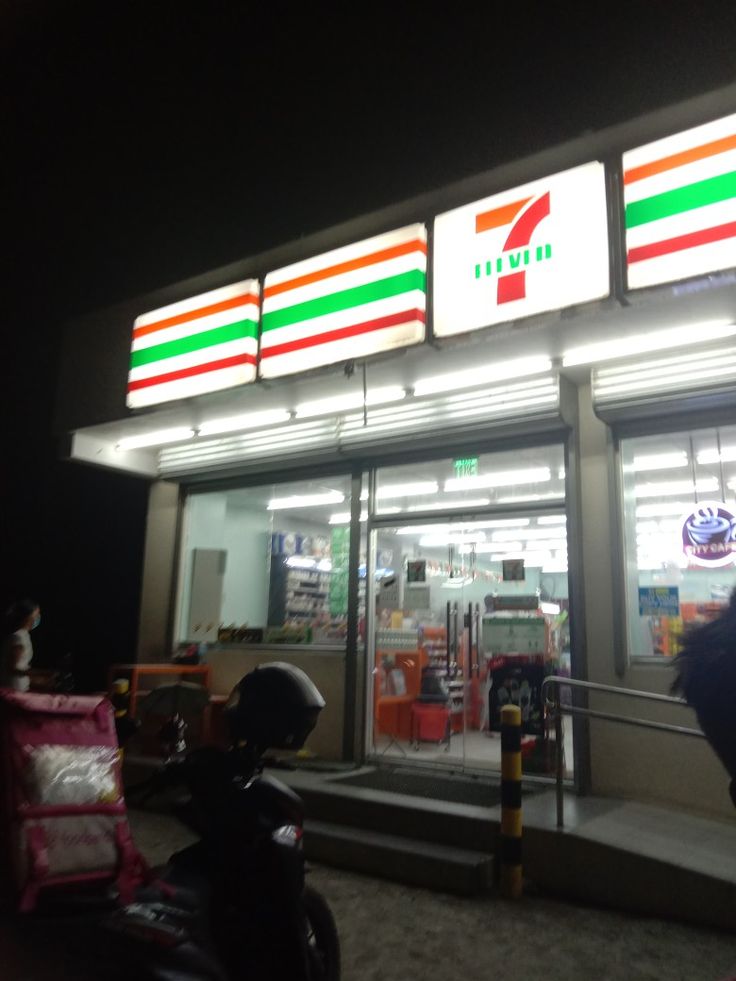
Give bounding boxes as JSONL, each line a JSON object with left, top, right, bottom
{"left": 21, "top": 662, "right": 340, "bottom": 981}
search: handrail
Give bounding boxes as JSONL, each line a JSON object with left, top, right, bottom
{"left": 541, "top": 675, "right": 705, "bottom": 829}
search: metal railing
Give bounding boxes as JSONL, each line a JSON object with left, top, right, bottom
{"left": 541, "top": 676, "right": 705, "bottom": 829}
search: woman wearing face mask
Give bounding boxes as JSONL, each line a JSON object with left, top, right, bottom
{"left": 1, "top": 599, "right": 41, "bottom": 691}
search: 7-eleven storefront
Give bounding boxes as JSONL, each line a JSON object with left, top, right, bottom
{"left": 56, "top": 85, "right": 736, "bottom": 819}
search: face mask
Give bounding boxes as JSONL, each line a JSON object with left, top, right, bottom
{"left": 31, "top": 615, "right": 41, "bottom": 630}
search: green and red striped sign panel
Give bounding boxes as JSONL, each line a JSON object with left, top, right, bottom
{"left": 624, "top": 112, "right": 736, "bottom": 289}
{"left": 260, "top": 224, "right": 427, "bottom": 378}
{"left": 127, "top": 282, "right": 260, "bottom": 408}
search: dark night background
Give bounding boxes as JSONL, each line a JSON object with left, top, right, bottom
{"left": 3, "top": 1, "right": 736, "bottom": 689}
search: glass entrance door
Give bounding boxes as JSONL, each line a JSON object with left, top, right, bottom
{"left": 366, "top": 444, "right": 572, "bottom": 777}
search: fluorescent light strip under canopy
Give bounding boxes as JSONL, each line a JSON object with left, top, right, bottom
{"left": 339, "top": 377, "right": 559, "bottom": 440}
{"left": 592, "top": 346, "right": 736, "bottom": 400}
{"left": 563, "top": 320, "right": 736, "bottom": 367}
{"left": 198, "top": 409, "right": 292, "bottom": 436}
{"left": 157, "top": 377, "right": 560, "bottom": 476}
{"left": 117, "top": 427, "right": 195, "bottom": 450}
{"left": 160, "top": 419, "right": 339, "bottom": 464}
{"left": 295, "top": 386, "right": 406, "bottom": 419}
{"left": 597, "top": 361, "right": 736, "bottom": 400}
{"left": 412, "top": 356, "right": 552, "bottom": 397}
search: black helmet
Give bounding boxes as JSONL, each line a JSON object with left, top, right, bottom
{"left": 225, "top": 663, "right": 325, "bottom": 750}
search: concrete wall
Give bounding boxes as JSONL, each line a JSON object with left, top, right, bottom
{"left": 577, "top": 382, "right": 734, "bottom": 820}
{"left": 206, "top": 647, "right": 345, "bottom": 761}
{"left": 137, "top": 480, "right": 180, "bottom": 662}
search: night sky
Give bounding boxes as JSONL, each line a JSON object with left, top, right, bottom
{"left": 4, "top": 2, "right": 736, "bottom": 684}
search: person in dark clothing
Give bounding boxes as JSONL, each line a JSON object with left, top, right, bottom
{"left": 671, "top": 588, "right": 736, "bottom": 806}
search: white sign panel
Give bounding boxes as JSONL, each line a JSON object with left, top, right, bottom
{"left": 260, "top": 225, "right": 427, "bottom": 378}
{"left": 624, "top": 112, "right": 736, "bottom": 290}
{"left": 432, "top": 162, "right": 610, "bottom": 338}
{"left": 127, "top": 281, "right": 259, "bottom": 408}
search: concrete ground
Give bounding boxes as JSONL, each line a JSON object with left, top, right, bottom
{"left": 131, "top": 809, "right": 736, "bottom": 981}
{"left": 2, "top": 808, "right": 736, "bottom": 980}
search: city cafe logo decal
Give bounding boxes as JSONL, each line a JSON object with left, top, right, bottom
{"left": 681, "top": 502, "right": 736, "bottom": 568}
{"left": 473, "top": 191, "right": 552, "bottom": 305}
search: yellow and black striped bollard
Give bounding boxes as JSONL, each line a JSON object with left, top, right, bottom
{"left": 500, "top": 703, "right": 523, "bottom": 898}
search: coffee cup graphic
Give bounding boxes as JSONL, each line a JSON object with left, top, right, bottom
{"left": 685, "top": 505, "right": 732, "bottom": 546}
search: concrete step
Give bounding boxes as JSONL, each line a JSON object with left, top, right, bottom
{"left": 304, "top": 818, "right": 495, "bottom": 896}
{"left": 281, "top": 768, "right": 502, "bottom": 852}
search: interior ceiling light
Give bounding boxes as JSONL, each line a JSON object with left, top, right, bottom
{"left": 697, "top": 446, "right": 736, "bottom": 465}
{"left": 406, "top": 497, "right": 491, "bottom": 512}
{"left": 496, "top": 492, "right": 564, "bottom": 504}
{"left": 267, "top": 490, "right": 345, "bottom": 510}
{"left": 412, "top": 356, "right": 552, "bottom": 398}
{"left": 542, "top": 562, "right": 568, "bottom": 573}
{"left": 492, "top": 527, "right": 567, "bottom": 541}
{"left": 636, "top": 501, "right": 691, "bottom": 517}
{"left": 469, "top": 518, "right": 530, "bottom": 528}
{"left": 376, "top": 481, "right": 439, "bottom": 499}
{"left": 396, "top": 519, "right": 530, "bottom": 536}
{"left": 396, "top": 524, "right": 449, "bottom": 535}
{"left": 536, "top": 515, "right": 567, "bottom": 525}
{"left": 488, "top": 551, "right": 552, "bottom": 566}
{"left": 373, "top": 506, "right": 402, "bottom": 515}
{"left": 116, "top": 427, "right": 195, "bottom": 450}
{"left": 453, "top": 518, "right": 531, "bottom": 531}
{"left": 444, "top": 467, "right": 551, "bottom": 493}
{"left": 514, "top": 551, "right": 552, "bottom": 567}
{"left": 636, "top": 519, "right": 681, "bottom": 533}
{"left": 419, "top": 532, "right": 487, "bottom": 547}
{"left": 462, "top": 542, "right": 523, "bottom": 554}
{"left": 635, "top": 478, "right": 719, "bottom": 498}
{"left": 329, "top": 511, "right": 368, "bottom": 525}
{"left": 562, "top": 319, "right": 736, "bottom": 367}
{"left": 629, "top": 451, "right": 689, "bottom": 472}
{"left": 295, "top": 386, "right": 405, "bottom": 419}
{"left": 198, "top": 409, "right": 292, "bottom": 436}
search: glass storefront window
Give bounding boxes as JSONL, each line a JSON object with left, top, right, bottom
{"left": 621, "top": 425, "right": 736, "bottom": 660}
{"left": 373, "top": 445, "right": 566, "bottom": 518}
{"left": 368, "top": 443, "right": 572, "bottom": 777}
{"left": 176, "top": 474, "right": 354, "bottom": 648}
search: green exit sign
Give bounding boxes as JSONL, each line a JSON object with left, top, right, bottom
{"left": 453, "top": 456, "right": 479, "bottom": 478}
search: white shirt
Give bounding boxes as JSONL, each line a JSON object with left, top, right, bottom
{"left": 1, "top": 629, "right": 33, "bottom": 691}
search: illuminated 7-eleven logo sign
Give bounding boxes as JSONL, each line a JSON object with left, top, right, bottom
{"left": 474, "top": 191, "right": 552, "bottom": 304}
